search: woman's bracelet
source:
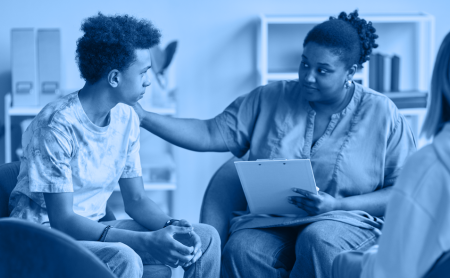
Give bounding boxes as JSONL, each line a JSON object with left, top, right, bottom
{"left": 98, "top": 225, "right": 112, "bottom": 242}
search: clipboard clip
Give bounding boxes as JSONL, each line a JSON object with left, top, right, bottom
{"left": 256, "top": 158, "right": 288, "bottom": 161}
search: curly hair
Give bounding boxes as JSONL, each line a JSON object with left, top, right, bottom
{"left": 76, "top": 13, "right": 161, "bottom": 84}
{"left": 303, "top": 10, "right": 378, "bottom": 69}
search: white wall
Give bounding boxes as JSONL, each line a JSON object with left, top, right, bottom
{"left": 1, "top": 0, "right": 449, "bottom": 223}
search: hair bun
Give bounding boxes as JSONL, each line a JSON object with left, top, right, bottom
{"left": 332, "top": 10, "right": 379, "bottom": 66}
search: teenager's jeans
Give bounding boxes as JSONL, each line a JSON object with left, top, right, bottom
{"left": 78, "top": 220, "right": 221, "bottom": 278}
{"left": 222, "top": 220, "right": 378, "bottom": 278}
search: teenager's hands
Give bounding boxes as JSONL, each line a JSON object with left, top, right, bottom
{"left": 132, "top": 102, "right": 145, "bottom": 125}
{"left": 288, "top": 188, "right": 339, "bottom": 215}
{"left": 172, "top": 219, "right": 203, "bottom": 268}
{"left": 144, "top": 225, "right": 195, "bottom": 268}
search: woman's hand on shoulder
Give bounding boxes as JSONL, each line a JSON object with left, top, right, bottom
{"left": 288, "top": 188, "right": 339, "bottom": 216}
{"left": 132, "top": 102, "right": 145, "bottom": 125}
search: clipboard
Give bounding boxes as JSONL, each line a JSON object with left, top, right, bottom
{"left": 234, "top": 159, "right": 318, "bottom": 215}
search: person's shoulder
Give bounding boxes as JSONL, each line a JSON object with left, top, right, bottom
{"left": 33, "top": 92, "right": 79, "bottom": 131}
{"left": 260, "top": 79, "right": 299, "bottom": 93}
{"left": 255, "top": 79, "right": 300, "bottom": 102}
{"left": 358, "top": 84, "right": 397, "bottom": 110}
{"left": 112, "top": 103, "right": 140, "bottom": 126}
{"left": 395, "top": 144, "right": 443, "bottom": 195}
{"left": 356, "top": 84, "right": 401, "bottom": 122}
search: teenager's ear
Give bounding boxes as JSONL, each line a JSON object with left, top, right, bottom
{"left": 107, "top": 69, "right": 120, "bottom": 88}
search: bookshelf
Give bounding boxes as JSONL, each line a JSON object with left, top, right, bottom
{"left": 258, "top": 13, "right": 435, "bottom": 147}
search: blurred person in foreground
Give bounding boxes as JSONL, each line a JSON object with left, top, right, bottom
{"left": 8, "top": 13, "right": 220, "bottom": 278}
{"left": 333, "top": 30, "right": 450, "bottom": 278}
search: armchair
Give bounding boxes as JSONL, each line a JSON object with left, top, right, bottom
{"left": 0, "top": 161, "right": 171, "bottom": 278}
{"left": 200, "top": 157, "right": 450, "bottom": 277}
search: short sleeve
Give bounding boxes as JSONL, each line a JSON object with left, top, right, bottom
{"left": 26, "top": 127, "right": 73, "bottom": 193}
{"left": 121, "top": 110, "right": 142, "bottom": 179}
{"left": 214, "top": 87, "right": 262, "bottom": 158}
{"left": 383, "top": 114, "right": 417, "bottom": 186}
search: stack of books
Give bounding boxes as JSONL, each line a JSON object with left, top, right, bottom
{"left": 369, "top": 53, "right": 400, "bottom": 93}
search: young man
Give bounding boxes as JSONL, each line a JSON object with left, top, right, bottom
{"left": 8, "top": 13, "right": 220, "bottom": 278}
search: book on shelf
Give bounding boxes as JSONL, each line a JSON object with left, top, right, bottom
{"left": 383, "top": 55, "right": 391, "bottom": 93}
{"left": 391, "top": 55, "right": 400, "bottom": 92}
{"left": 368, "top": 53, "right": 400, "bottom": 93}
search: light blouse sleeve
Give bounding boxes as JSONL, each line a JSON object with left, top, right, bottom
{"left": 361, "top": 190, "right": 442, "bottom": 278}
{"left": 214, "top": 87, "right": 262, "bottom": 158}
{"left": 383, "top": 113, "right": 416, "bottom": 186}
{"left": 361, "top": 151, "right": 446, "bottom": 278}
{"left": 26, "top": 127, "right": 74, "bottom": 193}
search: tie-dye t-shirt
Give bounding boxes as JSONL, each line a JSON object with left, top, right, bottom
{"left": 8, "top": 91, "right": 141, "bottom": 224}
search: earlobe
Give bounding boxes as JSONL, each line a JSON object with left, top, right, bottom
{"left": 107, "top": 70, "right": 120, "bottom": 88}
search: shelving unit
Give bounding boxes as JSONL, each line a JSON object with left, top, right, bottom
{"left": 258, "top": 13, "right": 435, "bottom": 148}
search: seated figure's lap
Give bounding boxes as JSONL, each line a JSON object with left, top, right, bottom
{"left": 222, "top": 220, "right": 378, "bottom": 277}
{"left": 99, "top": 219, "right": 220, "bottom": 265}
{"left": 223, "top": 227, "right": 299, "bottom": 272}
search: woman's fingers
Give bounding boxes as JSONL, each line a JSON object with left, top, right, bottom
{"left": 289, "top": 196, "right": 317, "bottom": 214}
{"left": 289, "top": 196, "right": 316, "bottom": 207}
{"left": 291, "top": 188, "right": 319, "bottom": 200}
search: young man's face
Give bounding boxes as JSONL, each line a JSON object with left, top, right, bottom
{"left": 118, "top": 48, "right": 152, "bottom": 105}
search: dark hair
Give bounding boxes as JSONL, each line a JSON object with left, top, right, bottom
{"left": 421, "top": 31, "right": 450, "bottom": 138}
{"left": 76, "top": 13, "right": 161, "bottom": 84}
{"left": 303, "top": 10, "right": 378, "bottom": 69}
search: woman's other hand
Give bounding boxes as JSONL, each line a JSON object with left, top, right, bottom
{"left": 288, "top": 188, "right": 339, "bottom": 215}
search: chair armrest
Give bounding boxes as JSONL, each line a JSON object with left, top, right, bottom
{"left": 0, "top": 218, "right": 116, "bottom": 278}
{"left": 424, "top": 251, "right": 450, "bottom": 278}
{"left": 200, "top": 156, "right": 248, "bottom": 250}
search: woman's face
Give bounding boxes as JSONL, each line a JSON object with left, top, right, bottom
{"left": 298, "top": 42, "right": 352, "bottom": 104}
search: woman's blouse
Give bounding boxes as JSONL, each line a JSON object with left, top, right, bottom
{"left": 359, "top": 123, "right": 450, "bottom": 278}
{"left": 214, "top": 80, "right": 417, "bottom": 233}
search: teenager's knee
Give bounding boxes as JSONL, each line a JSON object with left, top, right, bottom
{"left": 107, "top": 243, "right": 143, "bottom": 278}
{"left": 194, "top": 223, "right": 221, "bottom": 256}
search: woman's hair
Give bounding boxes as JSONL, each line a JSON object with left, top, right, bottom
{"left": 303, "top": 10, "right": 378, "bottom": 69}
{"left": 76, "top": 13, "right": 161, "bottom": 84}
{"left": 421, "top": 31, "right": 450, "bottom": 138}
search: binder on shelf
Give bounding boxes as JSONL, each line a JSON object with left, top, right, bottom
{"left": 11, "top": 28, "right": 38, "bottom": 107}
{"left": 37, "top": 29, "right": 61, "bottom": 106}
{"left": 383, "top": 55, "right": 392, "bottom": 93}
{"left": 368, "top": 53, "right": 402, "bottom": 94}
{"left": 391, "top": 55, "right": 400, "bottom": 92}
{"left": 369, "top": 54, "right": 377, "bottom": 91}
{"left": 376, "top": 53, "right": 384, "bottom": 93}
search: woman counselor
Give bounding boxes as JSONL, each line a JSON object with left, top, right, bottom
{"left": 133, "top": 10, "right": 416, "bottom": 278}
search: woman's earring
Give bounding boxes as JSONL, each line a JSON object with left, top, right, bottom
{"left": 344, "top": 80, "right": 352, "bottom": 89}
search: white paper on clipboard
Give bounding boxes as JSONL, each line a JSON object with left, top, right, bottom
{"left": 234, "top": 159, "right": 318, "bottom": 215}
